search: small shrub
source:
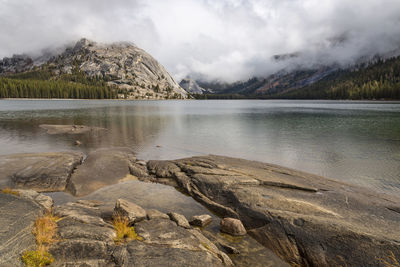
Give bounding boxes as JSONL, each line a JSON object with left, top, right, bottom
{"left": 113, "top": 215, "right": 143, "bottom": 243}
{"left": 1, "top": 187, "right": 20, "bottom": 196}
{"left": 21, "top": 250, "right": 54, "bottom": 267}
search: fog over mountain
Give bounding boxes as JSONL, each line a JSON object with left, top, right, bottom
{"left": 1, "top": 0, "right": 400, "bottom": 82}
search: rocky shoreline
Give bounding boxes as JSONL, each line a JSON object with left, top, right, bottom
{"left": 0, "top": 148, "right": 399, "bottom": 266}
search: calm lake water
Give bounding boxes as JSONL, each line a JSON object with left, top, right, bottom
{"left": 0, "top": 99, "right": 399, "bottom": 195}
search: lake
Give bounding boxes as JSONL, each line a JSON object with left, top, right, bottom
{"left": 0, "top": 99, "right": 399, "bottom": 195}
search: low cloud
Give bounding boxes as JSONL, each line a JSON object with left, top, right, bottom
{"left": 1, "top": 0, "right": 400, "bottom": 82}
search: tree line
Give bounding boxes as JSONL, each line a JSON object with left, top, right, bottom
{"left": 0, "top": 67, "right": 117, "bottom": 99}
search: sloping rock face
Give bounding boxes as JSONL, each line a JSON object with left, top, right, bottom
{"left": 0, "top": 54, "right": 33, "bottom": 74}
{"left": 50, "top": 200, "right": 232, "bottom": 266}
{"left": 146, "top": 155, "right": 400, "bottom": 267}
{"left": 180, "top": 78, "right": 207, "bottom": 94}
{"left": 52, "top": 38, "right": 187, "bottom": 99}
{"left": 0, "top": 192, "right": 45, "bottom": 266}
{"left": 0, "top": 152, "right": 83, "bottom": 192}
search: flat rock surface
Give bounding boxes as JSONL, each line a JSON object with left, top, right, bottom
{"left": 147, "top": 155, "right": 400, "bottom": 266}
{"left": 67, "top": 148, "right": 136, "bottom": 196}
{"left": 40, "top": 124, "right": 107, "bottom": 135}
{"left": 0, "top": 193, "right": 43, "bottom": 267}
{"left": 0, "top": 152, "right": 83, "bottom": 192}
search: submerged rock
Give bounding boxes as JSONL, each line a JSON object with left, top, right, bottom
{"left": 220, "top": 218, "right": 247, "bottom": 236}
{"left": 40, "top": 124, "right": 106, "bottom": 135}
{"left": 67, "top": 148, "right": 136, "bottom": 196}
{"left": 189, "top": 214, "right": 213, "bottom": 227}
{"left": 114, "top": 198, "right": 147, "bottom": 224}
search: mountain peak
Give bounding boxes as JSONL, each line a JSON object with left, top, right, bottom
{"left": 0, "top": 38, "right": 188, "bottom": 99}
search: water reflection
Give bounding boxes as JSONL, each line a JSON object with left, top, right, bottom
{"left": 0, "top": 99, "right": 399, "bottom": 195}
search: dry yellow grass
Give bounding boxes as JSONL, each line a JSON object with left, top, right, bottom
{"left": 378, "top": 251, "right": 400, "bottom": 267}
{"left": 22, "top": 213, "right": 58, "bottom": 266}
{"left": 1, "top": 187, "right": 20, "bottom": 196}
{"left": 113, "top": 215, "right": 143, "bottom": 243}
{"left": 33, "top": 213, "right": 58, "bottom": 248}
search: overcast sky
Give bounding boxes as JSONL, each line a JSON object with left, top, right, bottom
{"left": 1, "top": 0, "right": 400, "bottom": 82}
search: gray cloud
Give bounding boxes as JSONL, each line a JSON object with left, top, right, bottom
{"left": 1, "top": 0, "right": 400, "bottom": 82}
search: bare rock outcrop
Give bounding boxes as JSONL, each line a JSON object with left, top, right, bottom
{"left": 52, "top": 38, "right": 188, "bottom": 99}
{"left": 179, "top": 78, "right": 208, "bottom": 94}
{"left": 0, "top": 152, "right": 83, "bottom": 192}
{"left": 145, "top": 155, "right": 400, "bottom": 266}
{"left": 0, "top": 192, "right": 46, "bottom": 266}
{"left": 50, "top": 200, "right": 232, "bottom": 266}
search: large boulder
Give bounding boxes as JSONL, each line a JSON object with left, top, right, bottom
{"left": 0, "top": 152, "right": 83, "bottom": 192}
{"left": 114, "top": 199, "right": 147, "bottom": 224}
{"left": 220, "top": 218, "right": 247, "bottom": 236}
{"left": 143, "top": 155, "right": 400, "bottom": 266}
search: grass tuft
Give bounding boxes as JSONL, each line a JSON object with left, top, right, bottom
{"left": 33, "top": 213, "right": 58, "bottom": 248}
{"left": 1, "top": 187, "right": 20, "bottom": 196}
{"left": 22, "top": 213, "right": 58, "bottom": 266}
{"left": 377, "top": 251, "right": 400, "bottom": 267}
{"left": 21, "top": 250, "right": 54, "bottom": 267}
{"left": 113, "top": 215, "right": 143, "bottom": 243}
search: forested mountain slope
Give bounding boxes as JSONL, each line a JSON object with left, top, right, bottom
{"left": 193, "top": 56, "right": 400, "bottom": 100}
{"left": 276, "top": 56, "right": 400, "bottom": 99}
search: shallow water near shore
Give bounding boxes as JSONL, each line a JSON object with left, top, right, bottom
{"left": 1, "top": 99, "right": 399, "bottom": 195}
